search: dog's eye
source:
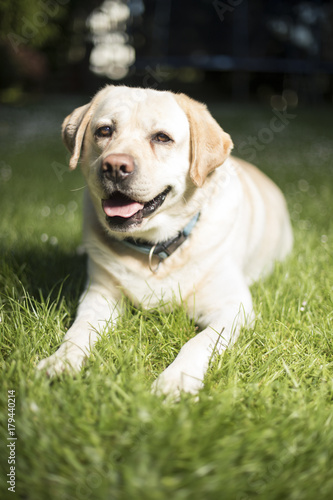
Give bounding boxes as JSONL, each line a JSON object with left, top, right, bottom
{"left": 153, "top": 132, "right": 173, "bottom": 143}
{"left": 95, "top": 126, "right": 113, "bottom": 138}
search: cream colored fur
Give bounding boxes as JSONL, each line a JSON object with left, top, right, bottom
{"left": 37, "top": 86, "right": 293, "bottom": 398}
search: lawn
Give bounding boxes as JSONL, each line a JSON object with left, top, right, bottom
{"left": 1, "top": 96, "right": 333, "bottom": 500}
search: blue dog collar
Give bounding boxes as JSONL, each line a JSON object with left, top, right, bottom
{"left": 122, "top": 212, "right": 200, "bottom": 264}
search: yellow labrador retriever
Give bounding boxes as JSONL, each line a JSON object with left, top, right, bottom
{"left": 38, "top": 85, "right": 293, "bottom": 397}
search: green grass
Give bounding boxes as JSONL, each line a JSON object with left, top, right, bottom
{"left": 1, "top": 99, "right": 333, "bottom": 500}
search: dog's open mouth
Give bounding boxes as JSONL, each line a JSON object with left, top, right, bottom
{"left": 102, "top": 187, "right": 171, "bottom": 230}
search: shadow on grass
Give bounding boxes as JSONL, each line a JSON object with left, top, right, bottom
{"left": 0, "top": 244, "right": 87, "bottom": 311}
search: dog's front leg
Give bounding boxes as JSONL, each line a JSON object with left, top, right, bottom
{"left": 152, "top": 267, "right": 254, "bottom": 398}
{"left": 37, "top": 284, "right": 121, "bottom": 376}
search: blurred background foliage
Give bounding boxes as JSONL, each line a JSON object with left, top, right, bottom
{"left": 0, "top": 0, "right": 332, "bottom": 104}
{"left": 0, "top": 0, "right": 90, "bottom": 100}
{"left": 0, "top": 0, "right": 66, "bottom": 46}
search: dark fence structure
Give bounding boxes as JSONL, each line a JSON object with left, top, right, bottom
{"left": 1, "top": 0, "right": 333, "bottom": 102}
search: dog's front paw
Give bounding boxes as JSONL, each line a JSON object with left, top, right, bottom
{"left": 37, "top": 349, "right": 86, "bottom": 377}
{"left": 152, "top": 363, "right": 204, "bottom": 400}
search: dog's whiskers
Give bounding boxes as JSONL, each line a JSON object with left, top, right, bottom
{"left": 70, "top": 185, "right": 87, "bottom": 192}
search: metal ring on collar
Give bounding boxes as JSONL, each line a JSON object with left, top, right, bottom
{"left": 148, "top": 245, "right": 161, "bottom": 273}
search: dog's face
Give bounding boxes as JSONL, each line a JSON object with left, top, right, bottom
{"left": 62, "top": 86, "right": 233, "bottom": 240}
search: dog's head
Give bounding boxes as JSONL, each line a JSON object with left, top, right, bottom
{"left": 62, "top": 86, "right": 233, "bottom": 240}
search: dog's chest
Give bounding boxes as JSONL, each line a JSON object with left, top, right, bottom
{"left": 113, "top": 258, "right": 200, "bottom": 307}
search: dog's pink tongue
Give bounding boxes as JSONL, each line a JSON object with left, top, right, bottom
{"left": 103, "top": 197, "right": 144, "bottom": 218}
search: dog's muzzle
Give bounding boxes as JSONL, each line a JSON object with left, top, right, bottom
{"left": 102, "top": 187, "right": 171, "bottom": 231}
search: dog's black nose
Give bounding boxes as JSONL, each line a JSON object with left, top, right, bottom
{"left": 101, "top": 154, "right": 136, "bottom": 182}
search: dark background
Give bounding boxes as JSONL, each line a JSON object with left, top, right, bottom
{"left": 1, "top": 0, "right": 333, "bottom": 105}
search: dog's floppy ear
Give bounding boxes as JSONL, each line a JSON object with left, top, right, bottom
{"left": 61, "top": 103, "right": 94, "bottom": 170}
{"left": 174, "top": 93, "right": 233, "bottom": 187}
{"left": 62, "top": 86, "right": 113, "bottom": 170}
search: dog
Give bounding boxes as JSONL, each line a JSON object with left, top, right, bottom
{"left": 37, "top": 85, "right": 293, "bottom": 397}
